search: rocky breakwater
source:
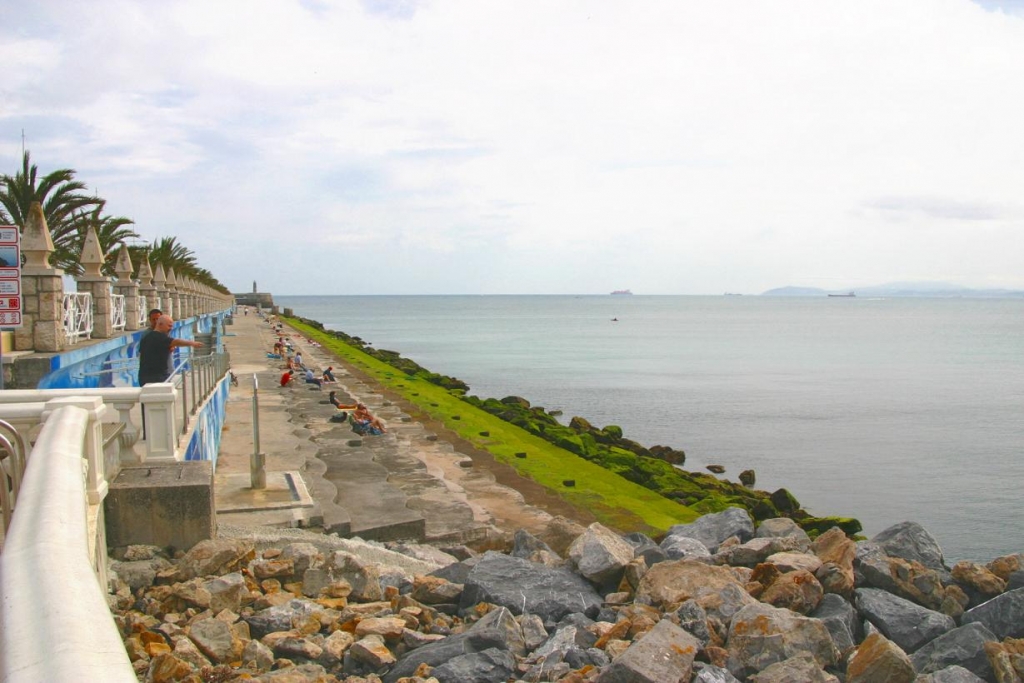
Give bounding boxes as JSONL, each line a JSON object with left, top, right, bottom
{"left": 109, "top": 511, "right": 1024, "bottom": 682}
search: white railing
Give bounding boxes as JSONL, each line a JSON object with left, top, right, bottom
{"left": 111, "top": 293, "right": 126, "bottom": 331}
{"left": 62, "top": 292, "right": 94, "bottom": 344}
{"left": 0, "top": 402, "right": 136, "bottom": 682}
{"left": 136, "top": 295, "right": 147, "bottom": 327}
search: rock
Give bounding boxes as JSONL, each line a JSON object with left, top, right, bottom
{"left": 663, "top": 508, "right": 755, "bottom": 554}
{"left": 676, "top": 599, "right": 712, "bottom": 646}
{"left": 961, "top": 586, "right": 1024, "bottom": 639}
{"left": 145, "top": 653, "right": 193, "bottom": 683}
{"left": 813, "top": 527, "right": 855, "bottom": 597}
{"left": 273, "top": 636, "right": 323, "bottom": 661}
{"left": 982, "top": 638, "right": 1024, "bottom": 683}
{"left": 383, "top": 606, "right": 523, "bottom": 682}
{"left": 909, "top": 622, "right": 997, "bottom": 681}
{"left": 623, "top": 531, "right": 668, "bottom": 567}
{"left": 769, "top": 488, "right": 800, "bottom": 513}
{"left": 355, "top": 616, "right": 407, "bottom": 641}
{"left": 204, "top": 572, "right": 246, "bottom": 614}
{"left": 846, "top": 632, "right": 915, "bottom": 683}
{"left": 693, "top": 663, "right": 742, "bottom": 682}
{"left": 766, "top": 551, "right": 822, "bottom": 574}
{"left": 596, "top": 618, "right": 700, "bottom": 683}
{"left": 810, "top": 593, "right": 858, "bottom": 654}
{"left": 568, "top": 522, "right": 635, "bottom": 588}
{"left": 915, "top": 665, "right": 988, "bottom": 682}
{"left": 986, "top": 553, "right": 1024, "bottom": 582}
{"left": 244, "top": 599, "right": 320, "bottom": 639}
{"left": 635, "top": 559, "right": 754, "bottom": 613}
{"left": 760, "top": 569, "right": 824, "bottom": 614}
{"left": 864, "top": 555, "right": 947, "bottom": 611}
{"left": 739, "top": 469, "right": 756, "bottom": 487}
{"left": 241, "top": 638, "right": 274, "bottom": 671}
{"left": 388, "top": 542, "right": 459, "bottom": 568}
{"left": 429, "top": 647, "right": 516, "bottom": 683}
{"left": 347, "top": 633, "right": 396, "bottom": 669}
{"left": 329, "top": 551, "right": 384, "bottom": 602}
{"left": 714, "top": 536, "right": 801, "bottom": 567}
{"left": 538, "top": 515, "right": 587, "bottom": 557}
{"left": 707, "top": 464, "right": 726, "bottom": 474}
{"left": 871, "top": 521, "right": 947, "bottom": 573}
{"left": 321, "top": 630, "right": 355, "bottom": 663}
{"left": 854, "top": 587, "right": 955, "bottom": 653}
{"left": 458, "top": 551, "right": 602, "bottom": 629}
{"left": 748, "top": 654, "right": 840, "bottom": 682}
{"left": 112, "top": 558, "right": 173, "bottom": 591}
{"left": 951, "top": 560, "right": 1007, "bottom": 606}
{"left": 187, "top": 617, "right": 239, "bottom": 664}
{"left": 177, "top": 538, "right": 255, "bottom": 580}
{"left": 511, "top": 528, "right": 563, "bottom": 567}
{"left": 757, "top": 517, "right": 811, "bottom": 545}
{"left": 410, "top": 575, "right": 464, "bottom": 605}
{"left": 660, "top": 535, "right": 712, "bottom": 561}
{"left": 726, "top": 602, "right": 839, "bottom": 678}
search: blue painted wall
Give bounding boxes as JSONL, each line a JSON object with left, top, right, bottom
{"left": 184, "top": 378, "right": 229, "bottom": 466}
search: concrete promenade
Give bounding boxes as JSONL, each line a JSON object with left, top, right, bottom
{"left": 213, "top": 309, "right": 577, "bottom": 547}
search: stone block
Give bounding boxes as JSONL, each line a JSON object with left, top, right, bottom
{"left": 105, "top": 461, "right": 215, "bottom": 552}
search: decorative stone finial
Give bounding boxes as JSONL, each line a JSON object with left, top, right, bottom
{"left": 153, "top": 263, "right": 167, "bottom": 286}
{"left": 80, "top": 226, "right": 105, "bottom": 277}
{"left": 166, "top": 268, "right": 177, "bottom": 288}
{"left": 138, "top": 253, "right": 153, "bottom": 286}
{"left": 114, "top": 244, "right": 134, "bottom": 280}
{"left": 21, "top": 201, "right": 56, "bottom": 269}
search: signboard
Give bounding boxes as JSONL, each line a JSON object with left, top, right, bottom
{"left": 0, "top": 226, "right": 21, "bottom": 327}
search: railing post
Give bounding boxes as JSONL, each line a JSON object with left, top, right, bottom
{"left": 140, "top": 383, "right": 178, "bottom": 461}
{"left": 42, "top": 396, "right": 106, "bottom": 504}
{"left": 251, "top": 374, "right": 265, "bottom": 489}
{"left": 109, "top": 398, "right": 142, "bottom": 465}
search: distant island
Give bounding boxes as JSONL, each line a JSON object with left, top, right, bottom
{"left": 761, "top": 281, "right": 1024, "bottom": 298}
{"left": 610, "top": 289, "right": 633, "bottom": 295}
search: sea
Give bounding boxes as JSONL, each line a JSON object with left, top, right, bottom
{"left": 276, "top": 294, "right": 1024, "bottom": 563}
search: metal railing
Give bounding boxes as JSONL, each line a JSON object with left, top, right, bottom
{"left": 135, "top": 295, "right": 147, "bottom": 327}
{"left": 0, "top": 419, "right": 29, "bottom": 535}
{"left": 170, "top": 351, "right": 230, "bottom": 432}
{"left": 111, "top": 293, "right": 126, "bottom": 331}
{"left": 62, "top": 292, "right": 94, "bottom": 344}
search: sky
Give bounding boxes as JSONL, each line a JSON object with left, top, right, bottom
{"left": 2, "top": 0, "right": 1024, "bottom": 295}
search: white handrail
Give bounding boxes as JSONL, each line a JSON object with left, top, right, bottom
{"left": 111, "top": 293, "right": 126, "bottom": 331}
{"left": 0, "top": 404, "right": 135, "bottom": 682}
{"left": 62, "top": 292, "right": 94, "bottom": 344}
{"left": 135, "top": 295, "right": 147, "bottom": 327}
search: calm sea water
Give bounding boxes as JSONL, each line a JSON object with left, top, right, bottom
{"left": 277, "top": 295, "right": 1023, "bottom": 563}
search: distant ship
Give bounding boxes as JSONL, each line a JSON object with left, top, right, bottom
{"left": 610, "top": 289, "right": 633, "bottom": 295}
{"left": 828, "top": 291, "right": 856, "bottom": 297}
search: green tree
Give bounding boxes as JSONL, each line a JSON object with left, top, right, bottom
{"left": 61, "top": 200, "right": 140, "bottom": 276}
{"left": 0, "top": 151, "right": 101, "bottom": 261}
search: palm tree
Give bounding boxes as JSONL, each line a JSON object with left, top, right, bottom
{"left": 60, "top": 201, "right": 140, "bottom": 276}
{"left": 147, "top": 236, "right": 197, "bottom": 275}
{"left": 0, "top": 151, "right": 101, "bottom": 258}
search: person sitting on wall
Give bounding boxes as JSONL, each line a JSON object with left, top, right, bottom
{"left": 280, "top": 369, "right": 294, "bottom": 387}
{"left": 304, "top": 368, "right": 322, "bottom": 388}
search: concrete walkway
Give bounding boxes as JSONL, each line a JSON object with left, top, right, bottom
{"left": 213, "top": 309, "right": 560, "bottom": 546}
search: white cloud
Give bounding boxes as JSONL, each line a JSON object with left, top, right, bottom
{"left": 1, "top": 0, "right": 1023, "bottom": 293}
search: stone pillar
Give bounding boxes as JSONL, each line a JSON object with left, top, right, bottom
{"left": 140, "top": 383, "right": 178, "bottom": 462}
{"left": 165, "top": 268, "right": 180, "bottom": 320}
{"left": 179, "top": 275, "right": 192, "bottom": 320}
{"left": 16, "top": 202, "right": 65, "bottom": 353}
{"left": 138, "top": 253, "right": 156, "bottom": 319}
{"left": 112, "top": 244, "right": 141, "bottom": 332}
{"left": 75, "top": 225, "right": 114, "bottom": 339}
{"left": 153, "top": 263, "right": 169, "bottom": 318}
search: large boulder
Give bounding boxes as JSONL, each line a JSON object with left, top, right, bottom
{"left": 660, "top": 535, "right": 712, "bottom": 561}
{"left": 846, "top": 633, "right": 915, "bottom": 683}
{"left": 870, "top": 521, "right": 946, "bottom": 573}
{"left": 813, "top": 527, "right": 855, "bottom": 597}
{"left": 756, "top": 518, "right": 811, "bottom": 547}
{"left": 458, "top": 552, "right": 602, "bottom": 629}
{"left": 748, "top": 654, "right": 839, "bottom": 682}
{"left": 725, "top": 602, "right": 839, "bottom": 679}
{"left": 568, "top": 523, "right": 635, "bottom": 588}
{"left": 915, "top": 666, "right": 987, "bottom": 682}
{"left": 635, "top": 559, "right": 754, "bottom": 614}
{"left": 810, "top": 593, "right": 858, "bottom": 655}
{"left": 909, "top": 622, "right": 997, "bottom": 681}
{"left": 429, "top": 647, "right": 516, "bottom": 683}
{"left": 960, "top": 586, "right": 1024, "bottom": 639}
{"left": 176, "top": 538, "right": 255, "bottom": 580}
{"left": 596, "top": 618, "right": 700, "bottom": 683}
{"left": 854, "top": 587, "right": 955, "bottom": 653}
{"left": 714, "top": 536, "right": 802, "bottom": 567}
{"left": 663, "top": 508, "right": 754, "bottom": 554}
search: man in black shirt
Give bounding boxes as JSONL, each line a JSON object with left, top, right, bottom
{"left": 138, "top": 315, "right": 203, "bottom": 386}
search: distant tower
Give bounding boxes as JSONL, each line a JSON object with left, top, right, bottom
{"left": 253, "top": 280, "right": 257, "bottom": 293}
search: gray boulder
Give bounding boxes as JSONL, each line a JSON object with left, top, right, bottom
{"left": 660, "top": 535, "right": 712, "bottom": 561}
{"left": 429, "top": 647, "right": 516, "bottom": 683}
{"left": 810, "top": 593, "right": 859, "bottom": 654}
{"left": 910, "top": 622, "right": 997, "bottom": 681}
{"left": 459, "top": 551, "right": 602, "bottom": 629}
{"left": 511, "top": 529, "right": 563, "bottom": 567}
{"left": 244, "top": 598, "right": 319, "bottom": 638}
{"left": 623, "top": 532, "right": 668, "bottom": 567}
{"left": 664, "top": 507, "right": 754, "bottom": 554}
{"left": 383, "top": 606, "right": 522, "bottom": 683}
{"left": 749, "top": 654, "right": 839, "bottom": 682}
{"left": 596, "top": 619, "right": 700, "bottom": 683}
{"left": 870, "top": 521, "right": 946, "bottom": 573}
{"left": 726, "top": 602, "right": 839, "bottom": 679}
{"left": 960, "top": 586, "right": 1024, "bottom": 639}
{"left": 693, "top": 663, "right": 742, "bottom": 682}
{"left": 915, "top": 665, "right": 987, "bottom": 682}
{"left": 568, "top": 522, "right": 635, "bottom": 588}
{"left": 756, "top": 517, "right": 812, "bottom": 547}
{"left": 855, "top": 587, "right": 955, "bottom": 653}
{"left": 676, "top": 599, "right": 712, "bottom": 646}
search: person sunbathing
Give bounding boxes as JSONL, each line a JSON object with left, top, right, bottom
{"left": 352, "top": 403, "right": 386, "bottom": 434}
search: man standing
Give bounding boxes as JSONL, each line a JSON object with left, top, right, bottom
{"left": 138, "top": 315, "right": 203, "bottom": 386}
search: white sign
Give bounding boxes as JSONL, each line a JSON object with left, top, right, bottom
{"left": 0, "top": 225, "right": 21, "bottom": 329}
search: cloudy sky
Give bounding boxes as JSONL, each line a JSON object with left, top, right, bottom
{"left": 3, "top": 0, "right": 1023, "bottom": 295}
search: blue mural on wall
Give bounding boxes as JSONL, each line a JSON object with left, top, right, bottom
{"left": 36, "top": 313, "right": 228, "bottom": 390}
{"left": 184, "top": 379, "right": 229, "bottom": 466}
